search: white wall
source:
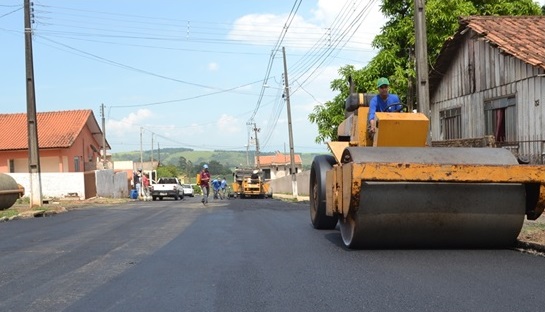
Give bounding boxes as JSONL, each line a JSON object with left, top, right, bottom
{"left": 8, "top": 172, "right": 86, "bottom": 199}
{"left": 7, "top": 170, "right": 129, "bottom": 200}
{"left": 268, "top": 170, "right": 310, "bottom": 196}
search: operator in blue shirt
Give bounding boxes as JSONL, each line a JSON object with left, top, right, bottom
{"left": 368, "top": 77, "right": 401, "bottom": 134}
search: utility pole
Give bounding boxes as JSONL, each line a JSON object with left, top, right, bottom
{"left": 245, "top": 144, "right": 250, "bottom": 166}
{"left": 252, "top": 123, "right": 261, "bottom": 169}
{"left": 282, "top": 46, "right": 298, "bottom": 198}
{"left": 101, "top": 103, "right": 107, "bottom": 168}
{"left": 151, "top": 132, "right": 154, "bottom": 170}
{"left": 157, "top": 142, "right": 161, "bottom": 167}
{"left": 414, "top": 0, "right": 431, "bottom": 146}
{"left": 245, "top": 121, "right": 253, "bottom": 167}
{"left": 24, "top": 0, "right": 42, "bottom": 207}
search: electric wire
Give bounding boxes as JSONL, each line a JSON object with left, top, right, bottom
{"left": 2, "top": 1, "right": 378, "bottom": 152}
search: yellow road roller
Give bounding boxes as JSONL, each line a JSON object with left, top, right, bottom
{"left": 310, "top": 93, "right": 545, "bottom": 248}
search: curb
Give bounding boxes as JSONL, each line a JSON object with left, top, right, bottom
{"left": 0, "top": 207, "right": 68, "bottom": 222}
{"left": 515, "top": 240, "right": 545, "bottom": 254}
{"left": 272, "top": 194, "right": 310, "bottom": 201}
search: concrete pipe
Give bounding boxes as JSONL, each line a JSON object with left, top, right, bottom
{"left": 0, "top": 173, "right": 24, "bottom": 210}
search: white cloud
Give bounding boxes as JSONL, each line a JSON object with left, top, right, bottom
{"left": 227, "top": 0, "right": 385, "bottom": 51}
{"left": 217, "top": 114, "right": 241, "bottom": 134}
{"left": 208, "top": 62, "right": 219, "bottom": 71}
{"left": 310, "top": 0, "right": 342, "bottom": 24}
{"left": 228, "top": 13, "right": 321, "bottom": 49}
{"left": 107, "top": 109, "right": 153, "bottom": 137}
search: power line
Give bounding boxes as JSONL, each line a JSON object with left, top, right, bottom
{"left": 247, "top": 0, "right": 303, "bottom": 124}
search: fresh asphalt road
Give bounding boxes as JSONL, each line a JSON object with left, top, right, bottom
{"left": 1, "top": 196, "right": 544, "bottom": 312}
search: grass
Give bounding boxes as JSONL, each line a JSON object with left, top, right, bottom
{"left": 0, "top": 209, "right": 20, "bottom": 218}
{"left": 521, "top": 222, "right": 545, "bottom": 234}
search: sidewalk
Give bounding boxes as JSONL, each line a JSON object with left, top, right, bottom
{"left": 271, "top": 193, "right": 309, "bottom": 202}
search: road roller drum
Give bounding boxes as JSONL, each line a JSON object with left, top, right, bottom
{"left": 338, "top": 147, "right": 526, "bottom": 248}
{"left": 0, "top": 173, "right": 24, "bottom": 210}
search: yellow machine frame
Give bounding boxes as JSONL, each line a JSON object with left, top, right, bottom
{"left": 326, "top": 94, "right": 545, "bottom": 221}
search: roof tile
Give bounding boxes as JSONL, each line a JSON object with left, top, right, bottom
{"left": 0, "top": 110, "right": 94, "bottom": 151}
{"left": 431, "top": 15, "right": 545, "bottom": 96}
{"left": 258, "top": 152, "right": 302, "bottom": 166}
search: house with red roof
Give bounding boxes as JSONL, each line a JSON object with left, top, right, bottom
{"left": 0, "top": 109, "right": 109, "bottom": 173}
{"left": 257, "top": 152, "right": 302, "bottom": 180}
{"left": 429, "top": 16, "right": 545, "bottom": 163}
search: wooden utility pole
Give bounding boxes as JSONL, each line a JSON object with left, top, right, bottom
{"left": 24, "top": 0, "right": 43, "bottom": 207}
{"left": 282, "top": 46, "right": 298, "bottom": 198}
{"left": 414, "top": 0, "right": 431, "bottom": 146}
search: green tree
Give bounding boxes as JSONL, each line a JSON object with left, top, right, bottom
{"left": 309, "top": 0, "right": 541, "bottom": 143}
{"left": 177, "top": 156, "right": 193, "bottom": 178}
{"left": 156, "top": 164, "right": 179, "bottom": 178}
{"left": 308, "top": 65, "right": 366, "bottom": 143}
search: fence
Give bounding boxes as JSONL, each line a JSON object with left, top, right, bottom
{"left": 497, "top": 140, "right": 545, "bottom": 164}
{"left": 432, "top": 136, "right": 545, "bottom": 164}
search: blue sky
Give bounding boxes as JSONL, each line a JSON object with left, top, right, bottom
{"left": 1, "top": 0, "right": 386, "bottom": 154}
{"left": 4, "top": 1, "right": 541, "bottom": 155}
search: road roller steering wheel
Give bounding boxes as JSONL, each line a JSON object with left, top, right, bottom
{"left": 384, "top": 103, "right": 408, "bottom": 113}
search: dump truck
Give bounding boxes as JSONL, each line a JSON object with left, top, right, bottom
{"left": 309, "top": 92, "right": 545, "bottom": 249}
{"left": 232, "top": 168, "right": 270, "bottom": 198}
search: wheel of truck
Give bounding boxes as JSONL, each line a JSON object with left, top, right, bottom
{"left": 152, "top": 196, "right": 157, "bottom": 201}
{"left": 310, "top": 155, "right": 338, "bottom": 229}
{"left": 174, "top": 193, "right": 179, "bottom": 200}
{"left": 159, "top": 197, "right": 163, "bottom": 200}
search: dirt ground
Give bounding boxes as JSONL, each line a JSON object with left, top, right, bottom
{"left": 518, "top": 214, "right": 545, "bottom": 246}
{"left": 3, "top": 197, "right": 545, "bottom": 249}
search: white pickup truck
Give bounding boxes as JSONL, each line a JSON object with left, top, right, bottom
{"left": 149, "top": 177, "right": 184, "bottom": 201}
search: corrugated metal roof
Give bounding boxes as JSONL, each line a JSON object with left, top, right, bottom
{"left": 430, "top": 15, "right": 545, "bottom": 96}
{"left": 0, "top": 109, "right": 98, "bottom": 151}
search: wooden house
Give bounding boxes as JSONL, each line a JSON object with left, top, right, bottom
{"left": 429, "top": 16, "right": 545, "bottom": 163}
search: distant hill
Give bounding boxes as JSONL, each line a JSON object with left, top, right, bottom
{"left": 112, "top": 148, "right": 322, "bottom": 170}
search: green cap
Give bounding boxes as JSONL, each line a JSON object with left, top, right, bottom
{"left": 377, "top": 77, "right": 390, "bottom": 88}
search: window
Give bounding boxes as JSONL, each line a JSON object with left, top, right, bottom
{"left": 484, "top": 96, "right": 516, "bottom": 142}
{"left": 439, "top": 107, "right": 462, "bottom": 140}
{"left": 74, "top": 156, "right": 80, "bottom": 172}
{"left": 9, "top": 159, "right": 14, "bottom": 173}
